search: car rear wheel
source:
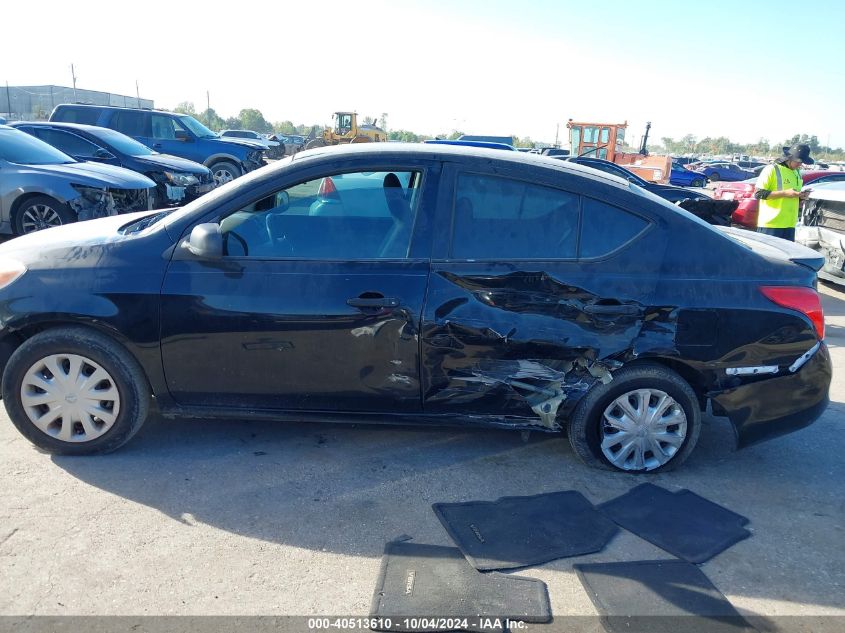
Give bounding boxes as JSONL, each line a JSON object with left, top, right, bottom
{"left": 2, "top": 327, "right": 151, "bottom": 455}
{"left": 14, "top": 195, "right": 76, "bottom": 234}
{"left": 708, "top": 173, "right": 720, "bottom": 182}
{"left": 567, "top": 363, "right": 701, "bottom": 473}
{"left": 210, "top": 161, "right": 242, "bottom": 186}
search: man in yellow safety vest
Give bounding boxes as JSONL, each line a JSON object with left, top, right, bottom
{"left": 754, "top": 144, "right": 814, "bottom": 241}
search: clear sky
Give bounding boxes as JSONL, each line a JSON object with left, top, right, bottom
{"left": 3, "top": 0, "right": 844, "bottom": 147}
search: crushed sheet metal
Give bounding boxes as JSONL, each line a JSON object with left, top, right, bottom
{"left": 726, "top": 366, "right": 779, "bottom": 376}
{"left": 456, "top": 358, "right": 617, "bottom": 429}
{"left": 789, "top": 341, "right": 821, "bottom": 373}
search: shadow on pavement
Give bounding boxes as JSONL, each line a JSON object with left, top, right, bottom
{"left": 51, "top": 401, "right": 845, "bottom": 610}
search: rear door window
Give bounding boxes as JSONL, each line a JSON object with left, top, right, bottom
{"left": 450, "top": 173, "right": 579, "bottom": 259}
{"left": 111, "top": 110, "right": 149, "bottom": 137}
{"left": 30, "top": 129, "right": 100, "bottom": 158}
{"left": 580, "top": 197, "right": 649, "bottom": 258}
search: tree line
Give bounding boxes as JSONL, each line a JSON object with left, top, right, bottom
{"left": 171, "top": 102, "right": 843, "bottom": 160}
{"left": 657, "top": 133, "right": 845, "bottom": 161}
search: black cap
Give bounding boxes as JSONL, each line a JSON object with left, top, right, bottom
{"left": 781, "top": 143, "right": 814, "bottom": 165}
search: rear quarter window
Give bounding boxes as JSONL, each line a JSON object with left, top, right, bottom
{"left": 52, "top": 107, "right": 100, "bottom": 125}
{"left": 579, "top": 197, "right": 649, "bottom": 258}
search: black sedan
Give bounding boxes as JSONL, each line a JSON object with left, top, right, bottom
{"left": 0, "top": 144, "right": 831, "bottom": 472}
{"left": 10, "top": 122, "right": 215, "bottom": 208}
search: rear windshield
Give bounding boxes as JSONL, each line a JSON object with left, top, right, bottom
{"left": 0, "top": 128, "right": 76, "bottom": 165}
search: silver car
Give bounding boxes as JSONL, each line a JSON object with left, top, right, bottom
{"left": 0, "top": 125, "right": 155, "bottom": 234}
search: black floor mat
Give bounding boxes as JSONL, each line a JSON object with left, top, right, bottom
{"left": 432, "top": 491, "right": 618, "bottom": 571}
{"left": 599, "top": 484, "right": 750, "bottom": 564}
{"left": 370, "top": 542, "right": 551, "bottom": 632}
{"left": 575, "top": 559, "right": 756, "bottom": 633}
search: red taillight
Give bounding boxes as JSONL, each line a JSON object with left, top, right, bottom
{"left": 760, "top": 286, "right": 825, "bottom": 340}
{"left": 318, "top": 176, "right": 338, "bottom": 198}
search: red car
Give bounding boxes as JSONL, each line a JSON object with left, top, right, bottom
{"left": 713, "top": 170, "right": 845, "bottom": 228}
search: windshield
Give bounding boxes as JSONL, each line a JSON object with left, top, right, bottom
{"left": 95, "top": 128, "right": 155, "bottom": 156}
{"left": 0, "top": 128, "right": 76, "bottom": 165}
{"left": 178, "top": 115, "right": 217, "bottom": 139}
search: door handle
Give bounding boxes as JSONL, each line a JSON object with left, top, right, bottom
{"left": 152, "top": 143, "right": 162, "bottom": 149}
{"left": 583, "top": 303, "right": 641, "bottom": 316}
{"left": 347, "top": 296, "right": 401, "bottom": 309}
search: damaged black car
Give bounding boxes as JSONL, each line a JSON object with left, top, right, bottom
{"left": 0, "top": 144, "right": 831, "bottom": 472}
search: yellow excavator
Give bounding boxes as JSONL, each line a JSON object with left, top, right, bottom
{"left": 305, "top": 112, "right": 387, "bottom": 150}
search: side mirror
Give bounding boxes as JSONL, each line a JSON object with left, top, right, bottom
{"left": 175, "top": 130, "right": 192, "bottom": 142}
{"left": 93, "top": 148, "right": 115, "bottom": 160}
{"left": 274, "top": 190, "right": 290, "bottom": 212}
{"left": 186, "top": 223, "right": 223, "bottom": 258}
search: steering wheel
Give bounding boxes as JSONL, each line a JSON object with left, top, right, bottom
{"left": 223, "top": 231, "right": 249, "bottom": 256}
{"left": 265, "top": 214, "right": 295, "bottom": 256}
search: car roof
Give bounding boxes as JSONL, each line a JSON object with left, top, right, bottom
{"left": 54, "top": 103, "right": 181, "bottom": 116}
{"left": 290, "top": 142, "right": 631, "bottom": 188}
{"left": 10, "top": 121, "right": 108, "bottom": 134}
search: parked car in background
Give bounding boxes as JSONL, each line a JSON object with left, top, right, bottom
{"left": 566, "top": 157, "right": 710, "bottom": 203}
{"left": 670, "top": 156, "right": 699, "bottom": 166}
{"left": 273, "top": 134, "right": 305, "bottom": 154}
{"left": 10, "top": 122, "right": 215, "bottom": 209}
{"left": 713, "top": 171, "right": 845, "bottom": 229}
{"left": 219, "top": 129, "right": 284, "bottom": 158}
{"left": 692, "top": 162, "right": 755, "bottom": 182}
{"left": 0, "top": 125, "right": 154, "bottom": 234}
{"left": 669, "top": 163, "right": 707, "bottom": 187}
{"left": 0, "top": 144, "right": 829, "bottom": 473}
{"left": 799, "top": 181, "right": 845, "bottom": 286}
{"left": 49, "top": 104, "right": 266, "bottom": 185}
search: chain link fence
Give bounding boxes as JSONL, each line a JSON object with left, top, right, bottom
{"left": 1, "top": 85, "right": 153, "bottom": 121}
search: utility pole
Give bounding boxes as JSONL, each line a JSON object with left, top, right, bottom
{"left": 136, "top": 80, "right": 141, "bottom": 107}
{"left": 207, "top": 90, "right": 211, "bottom": 114}
{"left": 5, "top": 81, "right": 11, "bottom": 119}
{"left": 70, "top": 64, "right": 78, "bottom": 101}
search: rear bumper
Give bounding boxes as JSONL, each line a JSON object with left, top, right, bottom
{"left": 711, "top": 342, "right": 832, "bottom": 448}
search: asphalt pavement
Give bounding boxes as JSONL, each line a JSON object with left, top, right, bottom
{"left": 0, "top": 284, "right": 843, "bottom": 631}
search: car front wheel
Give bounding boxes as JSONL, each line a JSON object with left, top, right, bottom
{"left": 567, "top": 363, "right": 701, "bottom": 473}
{"left": 14, "top": 195, "right": 76, "bottom": 234}
{"left": 2, "top": 327, "right": 151, "bottom": 455}
{"left": 210, "top": 161, "right": 242, "bottom": 186}
{"left": 692, "top": 178, "right": 705, "bottom": 188}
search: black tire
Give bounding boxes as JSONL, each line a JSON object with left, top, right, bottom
{"left": 2, "top": 327, "right": 151, "bottom": 455}
{"left": 209, "top": 161, "right": 242, "bottom": 186}
{"left": 692, "top": 178, "right": 705, "bottom": 188}
{"left": 708, "top": 173, "right": 720, "bottom": 182}
{"left": 305, "top": 138, "right": 327, "bottom": 150}
{"left": 567, "top": 363, "right": 701, "bottom": 473}
{"left": 13, "top": 195, "right": 76, "bottom": 235}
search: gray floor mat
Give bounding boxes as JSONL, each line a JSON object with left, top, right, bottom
{"left": 432, "top": 491, "right": 618, "bottom": 571}
{"left": 599, "top": 483, "right": 750, "bottom": 563}
{"left": 575, "top": 559, "right": 756, "bottom": 633}
{"left": 370, "top": 541, "right": 552, "bottom": 632}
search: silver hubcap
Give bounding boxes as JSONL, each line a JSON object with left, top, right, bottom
{"left": 600, "top": 388, "right": 687, "bottom": 471}
{"left": 20, "top": 354, "right": 120, "bottom": 443}
{"left": 22, "top": 204, "right": 62, "bottom": 233}
{"left": 213, "top": 168, "right": 235, "bottom": 185}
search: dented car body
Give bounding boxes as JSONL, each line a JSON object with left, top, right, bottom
{"left": 0, "top": 144, "right": 832, "bottom": 469}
